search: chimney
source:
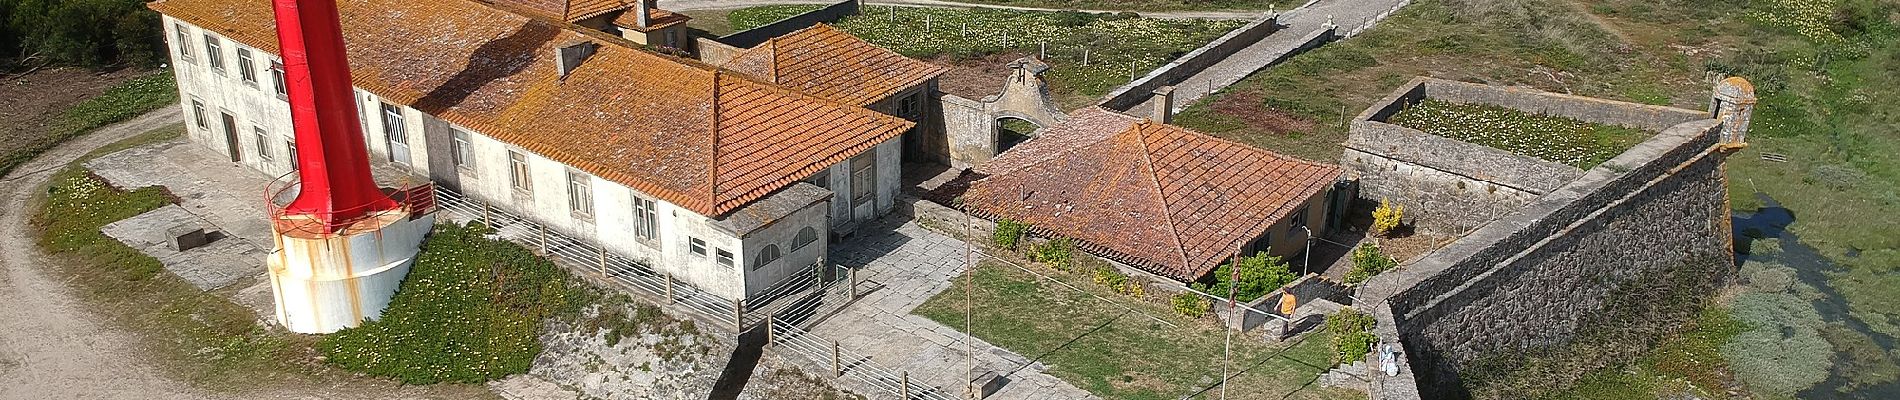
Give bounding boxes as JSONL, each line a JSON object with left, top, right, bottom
{"left": 634, "top": 0, "right": 656, "bottom": 28}
{"left": 557, "top": 41, "right": 599, "bottom": 80}
{"left": 1150, "top": 86, "right": 1176, "bottom": 124}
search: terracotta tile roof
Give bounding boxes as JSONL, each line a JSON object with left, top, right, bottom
{"left": 151, "top": 0, "right": 912, "bottom": 218}
{"left": 721, "top": 24, "right": 947, "bottom": 107}
{"left": 614, "top": 7, "right": 692, "bottom": 32}
{"left": 961, "top": 108, "right": 1342, "bottom": 281}
{"left": 487, "top": 0, "right": 630, "bottom": 22}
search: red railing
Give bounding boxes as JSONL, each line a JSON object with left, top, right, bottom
{"left": 265, "top": 171, "right": 436, "bottom": 236}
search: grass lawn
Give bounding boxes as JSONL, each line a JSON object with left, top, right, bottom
{"left": 908, "top": 0, "right": 1273, "bottom": 12}
{"left": 1175, "top": 0, "right": 1900, "bottom": 396}
{"left": 729, "top": 5, "right": 1244, "bottom": 109}
{"left": 914, "top": 261, "right": 1362, "bottom": 400}
{"left": 1, "top": 71, "right": 176, "bottom": 177}
{"left": 1386, "top": 99, "right": 1651, "bottom": 169}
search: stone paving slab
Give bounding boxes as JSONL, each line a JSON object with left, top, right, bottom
{"left": 100, "top": 204, "right": 265, "bottom": 291}
{"left": 811, "top": 218, "right": 1097, "bottom": 400}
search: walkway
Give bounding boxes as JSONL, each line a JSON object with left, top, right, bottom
{"left": 807, "top": 218, "right": 1096, "bottom": 399}
{"left": 659, "top": 0, "right": 1266, "bottom": 20}
{"left": 1159, "top": 0, "right": 1411, "bottom": 109}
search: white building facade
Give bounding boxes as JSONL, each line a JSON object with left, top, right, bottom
{"left": 162, "top": 17, "right": 903, "bottom": 301}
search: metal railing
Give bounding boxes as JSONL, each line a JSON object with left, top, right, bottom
{"left": 766, "top": 306, "right": 960, "bottom": 400}
{"left": 264, "top": 171, "right": 434, "bottom": 235}
{"left": 434, "top": 187, "right": 748, "bottom": 329}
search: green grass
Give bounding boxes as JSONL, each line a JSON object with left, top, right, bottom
{"left": 1, "top": 71, "right": 176, "bottom": 178}
{"left": 1552, "top": 307, "right": 1746, "bottom": 399}
{"left": 1386, "top": 99, "right": 1651, "bottom": 169}
{"left": 897, "top": 0, "right": 1273, "bottom": 12}
{"left": 33, "top": 125, "right": 301, "bottom": 390}
{"left": 914, "top": 261, "right": 1361, "bottom": 400}
{"left": 1174, "top": 0, "right": 1900, "bottom": 396}
{"left": 730, "top": 5, "right": 1243, "bottom": 107}
{"left": 317, "top": 222, "right": 590, "bottom": 384}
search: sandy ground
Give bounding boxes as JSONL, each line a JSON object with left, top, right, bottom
{"left": 0, "top": 106, "right": 206, "bottom": 400}
{"left": 658, "top": 0, "right": 1267, "bottom": 19}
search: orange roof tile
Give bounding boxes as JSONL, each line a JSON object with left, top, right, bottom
{"left": 614, "top": 7, "right": 692, "bottom": 32}
{"left": 721, "top": 24, "right": 947, "bottom": 107}
{"left": 151, "top": 0, "right": 911, "bottom": 218}
{"left": 961, "top": 108, "right": 1342, "bottom": 281}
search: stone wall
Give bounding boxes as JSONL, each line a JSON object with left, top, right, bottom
{"left": 1343, "top": 78, "right": 1709, "bottom": 233}
{"left": 714, "top": 0, "right": 860, "bottom": 49}
{"left": 939, "top": 93, "right": 997, "bottom": 169}
{"left": 1098, "top": 13, "right": 1285, "bottom": 111}
{"left": 1359, "top": 117, "right": 1735, "bottom": 399}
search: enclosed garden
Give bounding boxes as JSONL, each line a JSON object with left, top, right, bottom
{"left": 1384, "top": 99, "right": 1650, "bottom": 169}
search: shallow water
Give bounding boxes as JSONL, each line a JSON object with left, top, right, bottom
{"left": 1731, "top": 192, "right": 1900, "bottom": 399}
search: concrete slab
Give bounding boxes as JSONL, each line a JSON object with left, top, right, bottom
{"left": 100, "top": 204, "right": 264, "bottom": 291}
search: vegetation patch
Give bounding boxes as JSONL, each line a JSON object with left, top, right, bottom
{"left": 1, "top": 0, "right": 166, "bottom": 68}
{"left": 1, "top": 71, "right": 176, "bottom": 177}
{"left": 1191, "top": 252, "right": 1295, "bottom": 303}
{"left": 730, "top": 5, "right": 1243, "bottom": 107}
{"left": 1326, "top": 308, "right": 1378, "bottom": 365}
{"left": 1386, "top": 99, "right": 1649, "bottom": 169}
{"left": 913, "top": 262, "right": 1359, "bottom": 400}
{"left": 319, "top": 222, "right": 591, "bottom": 384}
{"left": 1343, "top": 243, "right": 1397, "bottom": 285}
{"left": 992, "top": 218, "right": 1027, "bottom": 250}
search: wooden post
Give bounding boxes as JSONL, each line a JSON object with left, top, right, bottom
{"left": 734, "top": 299, "right": 746, "bottom": 331}
{"left": 664, "top": 273, "right": 675, "bottom": 304}
{"left": 538, "top": 225, "right": 550, "bottom": 255}
{"left": 832, "top": 340, "right": 843, "bottom": 377}
{"left": 481, "top": 200, "right": 492, "bottom": 227}
{"left": 765, "top": 314, "right": 776, "bottom": 344}
{"left": 902, "top": 371, "right": 911, "bottom": 399}
{"left": 848, "top": 267, "right": 859, "bottom": 299}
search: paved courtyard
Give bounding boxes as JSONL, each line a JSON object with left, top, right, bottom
{"left": 811, "top": 217, "right": 1096, "bottom": 399}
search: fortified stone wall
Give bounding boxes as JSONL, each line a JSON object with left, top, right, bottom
{"left": 1360, "top": 118, "right": 1734, "bottom": 399}
{"left": 1343, "top": 78, "right": 1708, "bottom": 233}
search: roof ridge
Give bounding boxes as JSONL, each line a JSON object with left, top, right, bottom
{"left": 1129, "top": 120, "right": 1194, "bottom": 270}
{"left": 707, "top": 70, "right": 724, "bottom": 206}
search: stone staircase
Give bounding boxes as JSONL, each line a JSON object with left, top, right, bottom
{"left": 1318, "top": 359, "right": 1371, "bottom": 392}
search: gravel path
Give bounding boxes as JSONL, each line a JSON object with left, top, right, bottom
{"left": 0, "top": 106, "right": 204, "bottom": 400}
{"left": 658, "top": 0, "right": 1267, "bottom": 20}
{"left": 1161, "top": 0, "right": 1411, "bottom": 109}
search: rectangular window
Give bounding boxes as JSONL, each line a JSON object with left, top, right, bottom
{"left": 237, "top": 48, "right": 257, "bottom": 86}
{"left": 204, "top": 35, "right": 223, "bottom": 73}
{"left": 191, "top": 100, "right": 208, "bottom": 129}
{"left": 253, "top": 127, "right": 271, "bottom": 160}
{"left": 715, "top": 249, "right": 734, "bottom": 268}
{"left": 899, "top": 93, "right": 921, "bottom": 119}
{"left": 1290, "top": 206, "right": 1309, "bottom": 229}
{"left": 451, "top": 129, "right": 472, "bottom": 168}
{"left": 286, "top": 139, "right": 299, "bottom": 170}
{"left": 508, "top": 151, "right": 532, "bottom": 192}
{"left": 688, "top": 237, "right": 708, "bottom": 258}
{"left": 806, "top": 169, "right": 830, "bottom": 190}
{"left": 850, "top": 151, "right": 875, "bottom": 207}
{"left": 173, "top": 24, "right": 193, "bottom": 62}
{"left": 567, "top": 171, "right": 592, "bottom": 216}
{"left": 632, "top": 196, "right": 658, "bottom": 242}
{"left": 269, "top": 60, "right": 287, "bottom": 99}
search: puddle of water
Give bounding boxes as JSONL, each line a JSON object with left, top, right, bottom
{"left": 1731, "top": 192, "right": 1900, "bottom": 399}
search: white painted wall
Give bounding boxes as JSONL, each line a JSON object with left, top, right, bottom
{"left": 163, "top": 18, "right": 894, "bottom": 301}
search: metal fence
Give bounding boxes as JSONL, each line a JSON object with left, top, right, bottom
{"left": 764, "top": 288, "right": 961, "bottom": 400}
{"left": 434, "top": 187, "right": 751, "bottom": 329}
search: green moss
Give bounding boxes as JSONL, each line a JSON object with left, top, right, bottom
{"left": 1386, "top": 99, "right": 1650, "bottom": 169}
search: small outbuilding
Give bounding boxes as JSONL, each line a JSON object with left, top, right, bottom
{"left": 959, "top": 108, "right": 1343, "bottom": 282}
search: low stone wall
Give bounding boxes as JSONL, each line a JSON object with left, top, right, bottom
{"left": 1359, "top": 116, "right": 1735, "bottom": 399}
{"left": 1097, "top": 13, "right": 1286, "bottom": 111}
{"left": 715, "top": 0, "right": 860, "bottom": 49}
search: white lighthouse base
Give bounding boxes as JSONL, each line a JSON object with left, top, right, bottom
{"left": 268, "top": 212, "right": 435, "bottom": 334}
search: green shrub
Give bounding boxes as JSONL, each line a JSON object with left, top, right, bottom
{"left": 1327, "top": 307, "right": 1378, "bottom": 365}
{"left": 318, "top": 222, "right": 589, "bottom": 384}
{"left": 1722, "top": 293, "right": 1831, "bottom": 397}
{"left": 1030, "top": 237, "right": 1075, "bottom": 270}
{"left": 1344, "top": 243, "right": 1398, "bottom": 284}
{"left": 1170, "top": 292, "right": 1211, "bottom": 318}
{"left": 1091, "top": 266, "right": 1127, "bottom": 289}
{"left": 1192, "top": 252, "right": 1296, "bottom": 302}
{"left": 993, "top": 218, "right": 1027, "bottom": 250}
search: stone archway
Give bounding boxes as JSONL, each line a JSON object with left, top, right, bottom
{"left": 996, "top": 116, "right": 1041, "bottom": 154}
{"left": 938, "top": 57, "right": 1069, "bottom": 168}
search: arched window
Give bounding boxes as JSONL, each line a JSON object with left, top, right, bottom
{"left": 792, "top": 227, "right": 819, "bottom": 251}
{"left": 754, "top": 245, "right": 782, "bottom": 270}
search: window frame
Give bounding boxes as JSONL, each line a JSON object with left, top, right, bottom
{"left": 632, "top": 196, "right": 658, "bottom": 244}
{"left": 173, "top": 23, "right": 193, "bottom": 63}
{"left": 688, "top": 237, "right": 708, "bottom": 258}
{"left": 253, "top": 126, "right": 271, "bottom": 160}
{"left": 753, "top": 245, "right": 781, "bottom": 270}
{"left": 508, "top": 151, "right": 532, "bottom": 193}
{"left": 381, "top": 103, "right": 406, "bottom": 145}
{"left": 450, "top": 129, "right": 473, "bottom": 169}
{"left": 203, "top": 34, "right": 224, "bottom": 74}
{"left": 237, "top": 48, "right": 257, "bottom": 86}
{"left": 566, "top": 170, "right": 593, "bottom": 217}
{"left": 792, "top": 227, "right": 818, "bottom": 252}
{"left": 269, "top": 60, "right": 287, "bottom": 99}
{"left": 191, "top": 99, "right": 208, "bottom": 129}
{"left": 715, "top": 248, "right": 735, "bottom": 268}
{"left": 285, "top": 139, "right": 299, "bottom": 170}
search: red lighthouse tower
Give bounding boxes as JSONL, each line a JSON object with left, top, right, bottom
{"left": 264, "top": 0, "right": 435, "bottom": 334}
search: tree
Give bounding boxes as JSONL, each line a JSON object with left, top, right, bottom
{"left": 1194, "top": 252, "right": 1296, "bottom": 302}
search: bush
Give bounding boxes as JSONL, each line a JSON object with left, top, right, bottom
{"left": 993, "top": 218, "right": 1027, "bottom": 250}
{"left": 1327, "top": 307, "right": 1378, "bottom": 365}
{"left": 318, "top": 222, "right": 590, "bottom": 384}
{"left": 1091, "top": 266, "right": 1127, "bottom": 289}
{"left": 1722, "top": 292, "right": 1831, "bottom": 397}
{"left": 1371, "top": 198, "right": 1404, "bottom": 237}
{"left": 1344, "top": 243, "right": 1398, "bottom": 284}
{"left": 1193, "top": 252, "right": 1296, "bottom": 302}
{"left": 2, "top": 0, "right": 166, "bottom": 68}
{"left": 1030, "top": 237, "right": 1075, "bottom": 270}
{"left": 1170, "top": 292, "right": 1211, "bottom": 318}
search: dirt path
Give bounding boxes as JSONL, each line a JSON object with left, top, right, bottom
{"left": 658, "top": 0, "right": 1266, "bottom": 19}
{"left": 0, "top": 106, "right": 202, "bottom": 400}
